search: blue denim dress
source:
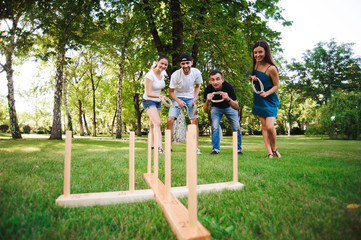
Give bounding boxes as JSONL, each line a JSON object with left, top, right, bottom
{"left": 252, "top": 70, "right": 279, "bottom": 117}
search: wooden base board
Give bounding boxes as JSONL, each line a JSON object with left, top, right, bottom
{"left": 144, "top": 173, "right": 210, "bottom": 240}
{"left": 55, "top": 180, "right": 244, "bottom": 208}
{"left": 55, "top": 189, "right": 154, "bottom": 207}
{"left": 171, "top": 181, "right": 244, "bottom": 198}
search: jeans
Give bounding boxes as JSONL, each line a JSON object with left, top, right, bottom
{"left": 142, "top": 99, "right": 162, "bottom": 111}
{"left": 211, "top": 106, "right": 242, "bottom": 152}
{"left": 168, "top": 97, "right": 198, "bottom": 119}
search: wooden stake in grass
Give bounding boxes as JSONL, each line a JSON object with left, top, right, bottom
{"left": 233, "top": 131, "right": 238, "bottom": 183}
{"left": 165, "top": 129, "right": 171, "bottom": 198}
{"left": 129, "top": 131, "right": 135, "bottom": 193}
{"left": 187, "top": 124, "right": 197, "bottom": 230}
{"left": 63, "top": 131, "right": 72, "bottom": 198}
{"left": 154, "top": 129, "right": 159, "bottom": 182}
{"left": 147, "top": 132, "right": 152, "bottom": 174}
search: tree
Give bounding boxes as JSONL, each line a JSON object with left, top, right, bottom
{"left": 288, "top": 39, "right": 361, "bottom": 105}
{"left": 130, "top": 0, "right": 289, "bottom": 141}
{"left": 36, "top": 0, "right": 100, "bottom": 140}
{"left": 96, "top": 2, "right": 156, "bottom": 138}
{"left": 82, "top": 51, "right": 104, "bottom": 136}
{"left": 0, "top": 0, "right": 38, "bottom": 139}
{"left": 64, "top": 52, "right": 88, "bottom": 136}
{"left": 316, "top": 92, "right": 361, "bottom": 140}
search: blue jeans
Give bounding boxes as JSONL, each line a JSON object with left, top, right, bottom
{"left": 168, "top": 97, "right": 198, "bottom": 119}
{"left": 142, "top": 99, "right": 161, "bottom": 111}
{"left": 211, "top": 106, "right": 242, "bottom": 152}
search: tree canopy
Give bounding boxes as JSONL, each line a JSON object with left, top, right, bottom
{"left": 7, "top": 1, "right": 361, "bottom": 140}
{"left": 288, "top": 39, "right": 361, "bottom": 105}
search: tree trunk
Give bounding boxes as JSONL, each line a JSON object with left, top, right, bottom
{"left": 111, "top": 108, "right": 116, "bottom": 136}
{"left": 169, "top": 0, "right": 186, "bottom": 141}
{"left": 5, "top": 47, "right": 22, "bottom": 139}
{"left": 170, "top": 0, "right": 183, "bottom": 66}
{"left": 83, "top": 112, "right": 90, "bottom": 135}
{"left": 173, "top": 108, "right": 186, "bottom": 142}
{"left": 191, "top": 4, "right": 207, "bottom": 67}
{"left": 90, "top": 68, "right": 97, "bottom": 137}
{"left": 116, "top": 63, "right": 123, "bottom": 139}
{"left": 288, "top": 94, "right": 293, "bottom": 136}
{"left": 134, "top": 93, "right": 143, "bottom": 136}
{"left": 143, "top": 0, "right": 164, "bottom": 54}
{"left": 78, "top": 99, "right": 84, "bottom": 136}
{"left": 3, "top": 15, "right": 22, "bottom": 139}
{"left": 238, "top": 107, "right": 243, "bottom": 128}
{"left": 63, "top": 77, "right": 73, "bottom": 133}
{"left": 49, "top": 46, "right": 65, "bottom": 140}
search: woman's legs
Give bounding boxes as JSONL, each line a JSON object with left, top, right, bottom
{"left": 146, "top": 107, "right": 163, "bottom": 149}
{"left": 259, "top": 116, "right": 280, "bottom": 157}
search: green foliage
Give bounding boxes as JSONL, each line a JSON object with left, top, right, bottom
{"left": 2, "top": 0, "right": 291, "bottom": 137}
{"left": 0, "top": 0, "right": 38, "bottom": 58}
{"left": 315, "top": 92, "right": 361, "bottom": 140}
{"left": 241, "top": 105, "right": 262, "bottom": 135}
{"left": 35, "top": 126, "right": 51, "bottom": 134}
{"left": 0, "top": 97, "right": 8, "bottom": 124}
{"left": 288, "top": 39, "right": 361, "bottom": 105}
{"left": 22, "top": 125, "right": 31, "bottom": 134}
{"left": 0, "top": 125, "right": 9, "bottom": 133}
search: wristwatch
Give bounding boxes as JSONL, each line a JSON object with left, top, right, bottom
{"left": 227, "top": 98, "right": 231, "bottom": 102}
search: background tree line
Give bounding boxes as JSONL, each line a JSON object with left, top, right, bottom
{"left": 1, "top": 0, "right": 360, "bottom": 140}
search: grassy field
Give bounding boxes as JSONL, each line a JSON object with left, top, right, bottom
{"left": 0, "top": 133, "right": 360, "bottom": 239}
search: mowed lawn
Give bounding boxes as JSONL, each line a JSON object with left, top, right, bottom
{"left": 0, "top": 133, "right": 360, "bottom": 239}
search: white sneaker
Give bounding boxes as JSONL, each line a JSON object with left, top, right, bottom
{"left": 196, "top": 148, "right": 202, "bottom": 154}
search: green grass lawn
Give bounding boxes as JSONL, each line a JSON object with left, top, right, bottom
{"left": 1, "top": 133, "right": 360, "bottom": 239}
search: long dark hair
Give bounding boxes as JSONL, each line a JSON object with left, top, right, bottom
{"left": 157, "top": 55, "right": 169, "bottom": 63}
{"left": 251, "top": 40, "right": 278, "bottom": 75}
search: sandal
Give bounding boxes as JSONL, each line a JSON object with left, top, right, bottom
{"left": 272, "top": 148, "right": 281, "bottom": 158}
{"left": 266, "top": 154, "right": 274, "bottom": 158}
{"left": 158, "top": 147, "right": 165, "bottom": 154}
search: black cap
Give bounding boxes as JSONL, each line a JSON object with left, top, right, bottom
{"left": 179, "top": 53, "right": 192, "bottom": 62}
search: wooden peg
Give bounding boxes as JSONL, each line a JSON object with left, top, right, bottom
{"left": 233, "top": 131, "right": 238, "bottom": 183}
{"left": 129, "top": 131, "right": 135, "bottom": 193}
{"left": 63, "top": 131, "right": 72, "bottom": 198}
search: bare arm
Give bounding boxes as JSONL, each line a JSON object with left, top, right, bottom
{"left": 169, "top": 88, "right": 185, "bottom": 108}
{"left": 220, "top": 92, "right": 239, "bottom": 110}
{"left": 203, "top": 93, "right": 213, "bottom": 114}
{"left": 192, "top": 83, "right": 201, "bottom": 106}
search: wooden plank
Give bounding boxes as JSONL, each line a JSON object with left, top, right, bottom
{"left": 144, "top": 173, "right": 210, "bottom": 240}
{"left": 233, "top": 131, "right": 238, "bottom": 183}
{"left": 55, "top": 181, "right": 244, "bottom": 208}
{"left": 170, "top": 182, "right": 244, "bottom": 198}
{"left": 55, "top": 189, "right": 155, "bottom": 207}
{"left": 63, "top": 131, "right": 72, "bottom": 197}
{"left": 129, "top": 131, "right": 135, "bottom": 193}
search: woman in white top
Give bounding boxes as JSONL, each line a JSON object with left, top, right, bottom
{"left": 142, "top": 55, "right": 169, "bottom": 153}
